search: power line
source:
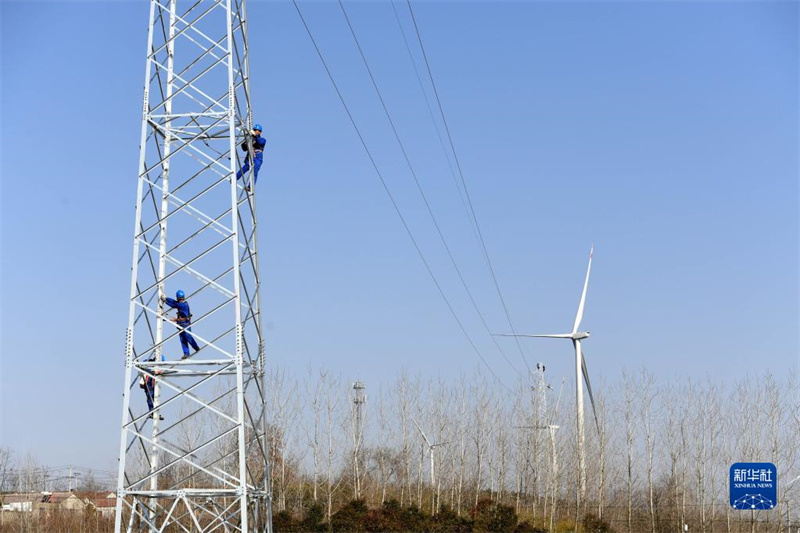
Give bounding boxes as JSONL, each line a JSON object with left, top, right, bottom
{"left": 403, "top": 0, "right": 532, "bottom": 374}
{"left": 336, "top": 0, "right": 524, "bottom": 378}
{"left": 291, "top": 0, "right": 512, "bottom": 392}
{"left": 388, "top": 0, "right": 477, "bottom": 246}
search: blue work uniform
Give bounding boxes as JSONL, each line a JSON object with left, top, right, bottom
{"left": 236, "top": 134, "right": 266, "bottom": 185}
{"left": 143, "top": 375, "right": 156, "bottom": 411}
{"left": 164, "top": 297, "right": 200, "bottom": 357}
{"left": 141, "top": 355, "right": 165, "bottom": 413}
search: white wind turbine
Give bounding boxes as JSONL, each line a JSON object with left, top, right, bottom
{"left": 496, "top": 246, "right": 599, "bottom": 507}
{"left": 411, "top": 415, "right": 450, "bottom": 514}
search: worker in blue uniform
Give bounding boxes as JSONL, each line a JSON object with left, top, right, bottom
{"left": 236, "top": 123, "right": 266, "bottom": 191}
{"left": 140, "top": 355, "right": 165, "bottom": 420}
{"left": 162, "top": 290, "right": 201, "bottom": 360}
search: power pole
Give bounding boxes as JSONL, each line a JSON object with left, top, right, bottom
{"left": 113, "top": 0, "right": 271, "bottom": 531}
{"left": 532, "top": 363, "right": 549, "bottom": 514}
{"left": 352, "top": 381, "right": 366, "bottom": 500}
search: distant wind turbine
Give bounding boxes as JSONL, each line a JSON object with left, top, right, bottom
{"left": 411, "top": 415, "right": 449, "bottom": 514}
{"left": 495, "top": 245, "right": 599, "bottom": 507}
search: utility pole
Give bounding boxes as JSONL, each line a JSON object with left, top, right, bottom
{"left": 519, "top": 365, "right": 561, "bottom": 533}
{"left": 532, "top": 363, "right": 549, "bottom": 511}
{"left": 113, "top": 0, "right": 271, "bottom": 531}
{"left": 352, "top": 381, "right": 366, "bottom": 500}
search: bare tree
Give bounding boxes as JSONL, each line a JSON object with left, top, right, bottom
{"left": 305, "top": 364, "right": 325, "bottom": 502}
{"left": 639, "top": 368, "right": 658, "bottom": 533}
{"left": 471, "top": 374, "right": 491, "bottom": 508}
{"left": 393, "top": 370, "right": 412, "bottom": 506}
{"left": 494, "top": 398, "right": 510, "bottom": 503}
{"left": 622, "top": 370, "right": 638, "bottom": 533}
{"left": 374, "top": 386, "right": 393, "bottom": 505}
{"left": 595, "top": 386, "right": 611, "bottom": 521}
{"left": 323, "top": 370, "right": 343, "bottom": 520}
{"left": 705, "top": 382, "right": 723, "bottom": 533}
{"left": 0, "top": 447, "right": 13, "bottom": 493}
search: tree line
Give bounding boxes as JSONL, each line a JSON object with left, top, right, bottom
{"left": 2, "top": 365, "right": 796, "bottom": 533}
{"left": 263, "top": 365, "right": 798, "bottom": 533}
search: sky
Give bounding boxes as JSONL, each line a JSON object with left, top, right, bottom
{"left": 0, "top": 0, "right": 798, "bottom": 472}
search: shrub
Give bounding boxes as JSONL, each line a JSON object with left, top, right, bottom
{"left": 473, "top": 499, "right": 518, "bottom": 533}
{"left": 583, "top": 513, "right": 614, "bottom": 533}
{"left": 273, "top": 510, "right": 298, "bottom": 533}
{"left": 302, "top": 502, "right": 327, "bottom": 532}
{"left": 432, "top": 505, "right": 473, "bottom": 533}
{"left": 555, "top": 518, "right": 578, "bottom": 533}
{"left": 515, "top": 520, "right": 547, "bottom": 533}
{"left": 330, "top": 499, "right": 368, "bottom": 532}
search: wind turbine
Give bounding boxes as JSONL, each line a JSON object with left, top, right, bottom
{"left": 411, "top": 415, "right": 450, "bottom": 514}
{"left": 495, "top": 246, "right": 599, "bottom": 508}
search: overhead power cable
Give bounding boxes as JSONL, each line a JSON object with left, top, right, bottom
{"left": 336, "top": 0, "right": 523, "bottom": 378}
{"left": 388, "top": 0, "right": 477, "bottom": 245}
{"left": 291, "top": 0, "right": 512, "bottom": 392}
{"left": 404, "top": 0, "right": 532, "bottom": 374}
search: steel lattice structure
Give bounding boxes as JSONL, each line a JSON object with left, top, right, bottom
{"left": 114, "top": 0, "right": 271, "bottom": 531}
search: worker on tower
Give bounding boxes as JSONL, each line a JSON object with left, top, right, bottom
{"left": 236, "top": 124, "right": 266, "bottom": 191}
{"left": 140, "top": 354, "right": 165, "bottom": 420}
{"left": 161, "top": 290, "right": 201, "bottom": 360}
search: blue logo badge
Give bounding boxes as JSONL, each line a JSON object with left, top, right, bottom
{"left": 730, "top": 463, "right": 777, "bottom": 510}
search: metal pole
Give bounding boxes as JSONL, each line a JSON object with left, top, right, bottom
{"left": 353, "top": 381, "right": 365, "bottom": 500}
{"left": 114, "top": 2, "right": 157, "bottom": 531}
{"left": 575, "top": 339, "right": 585, "bottom": 518}
{"left": 549, "top": 426, "right": 557, "bottom": 533}
{"left": 225, "top": 1, "right": 249, "bottom": 530}
{"left": 149, "top": 3, "right": 177, "bottom": 527}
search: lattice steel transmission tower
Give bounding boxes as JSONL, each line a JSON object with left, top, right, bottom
{"left": 351, "top": 381, "right": 366, "bottom": 500}
{"left": 113, "top": 0, "right": 271, "bottom": 531}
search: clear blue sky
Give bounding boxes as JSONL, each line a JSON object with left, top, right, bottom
{"left": 1, "top": 0, "right": 797, "bottom": 470}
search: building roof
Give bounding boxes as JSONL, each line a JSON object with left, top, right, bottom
{"left": 42, "top": 492, "right": 79, "bottom": 504}
{"left": 1, "top": 493, "right": 42, "bottom": 504}
{"left": 88, "top": 497, "right": 116, "bottom": 509}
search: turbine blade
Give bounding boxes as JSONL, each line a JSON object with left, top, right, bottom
{"left": 580, "top": 347, "right": 600, "bottom": 435}
{"left": 573, "top": 245, "right": 593, "bottom": 334}
{"left": 411, "top": 415, "right": 431, "bottom": 446}
{"left": 493, "top": 333, "right": 573, "bottom": 339}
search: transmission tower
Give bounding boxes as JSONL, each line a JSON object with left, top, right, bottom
{"left": 113, "top": 0, "right": 271, "bottom": 531}
{"left": 351, "top": 381, "right": 366, "bottom": 500}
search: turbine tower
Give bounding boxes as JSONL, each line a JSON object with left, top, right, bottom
{"left": 410, "top": 416, "right": 449, "bottom": 515}
{"left": 113, "top": 0, "right": 272, "bottom": 531}
{"left": 496, "top": 246, "right": 599, "bottom": 511}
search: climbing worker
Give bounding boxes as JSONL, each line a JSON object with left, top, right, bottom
{"left": 162, "top": 290, "right": 201, "bottom": 360}
{"left": 140, "top": 354, "right": 165, "bottom": 420}
{"left": 236, "top": 124, "right": 266, "bottom": 191}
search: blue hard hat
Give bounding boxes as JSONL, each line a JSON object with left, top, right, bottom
{"left": 176, "top": 290, "right": 185, "bottom": 299}
{"left": 253, "top": 124, "right": 262, "bottom": 131}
